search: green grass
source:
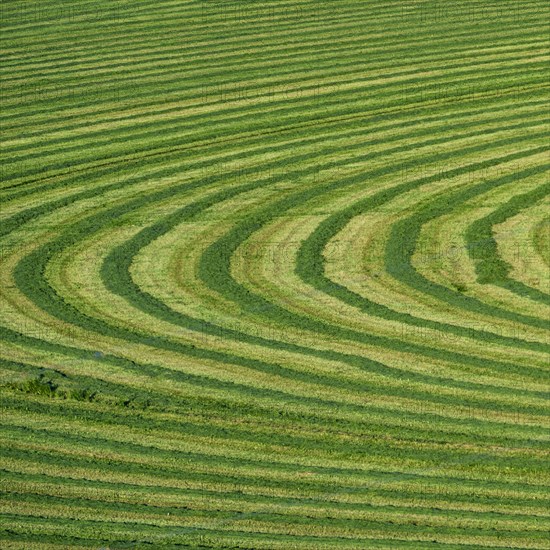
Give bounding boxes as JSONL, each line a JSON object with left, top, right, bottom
{"left": 1, "top": 0, "right": 549, "bottom": 548}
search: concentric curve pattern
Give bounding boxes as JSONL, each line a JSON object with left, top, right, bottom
{"left": 1, "top": 1, "right": 549, "bottom": 548}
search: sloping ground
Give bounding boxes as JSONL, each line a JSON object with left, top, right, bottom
{"left": 1, "top": 1, "right": 549, "bottom": 548}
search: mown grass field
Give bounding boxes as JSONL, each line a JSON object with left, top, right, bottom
{"left": 1, "top": 0, "right": 549, "bottom": 548}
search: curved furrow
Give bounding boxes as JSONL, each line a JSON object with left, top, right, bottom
{"left": 322, "top": 165, "right": 550, "bottom": 326}
{"left": 5, "top": 135, "right": 548, "bottom": 422}
{"left": 404, "top": 177, "right": 549, "bottom": 319}
{"left": 3, "top": 91, "right": 548, "bottom": 436}
{"left": 5, "top": 100, "right": 548, "bottom": 358}
{"left": 465, "top": 182, "right": 550, "bottom": 302}
{"left": 493, "top": 203, "right": 550, "bottom": 295}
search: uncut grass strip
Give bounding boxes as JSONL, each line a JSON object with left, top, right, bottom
{"left": 2, "top": 0, "right": 548, "bottom": 544}
{"left": 0, "top": 360, "right": 192, "bottom": 413}
{"left": 465, "top": 182, "right": 550, "bottom": 303}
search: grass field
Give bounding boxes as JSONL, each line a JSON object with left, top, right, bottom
{"left": 1, "top": 0, "right": 549, "bottom": 548}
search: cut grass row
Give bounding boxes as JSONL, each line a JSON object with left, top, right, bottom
{"left": 1, "top": 0, "right": 549, "bottom": 547}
